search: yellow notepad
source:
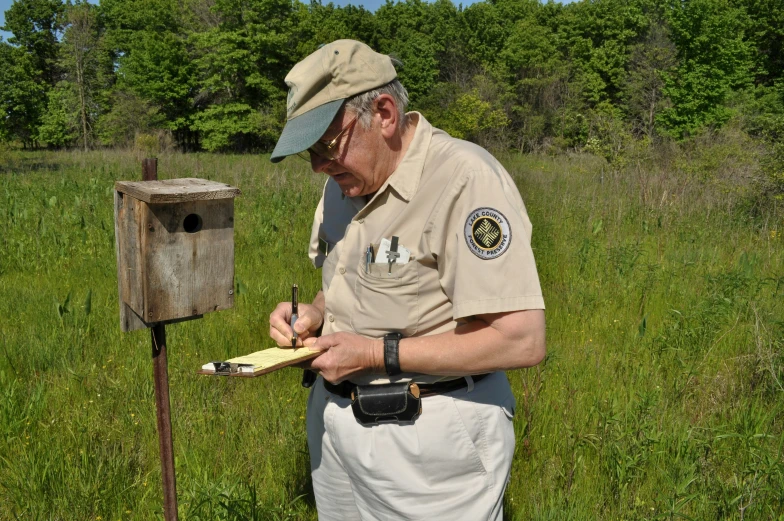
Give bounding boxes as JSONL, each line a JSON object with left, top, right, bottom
{"left": 199, "top": 347, "right": 321, "bottom": 377}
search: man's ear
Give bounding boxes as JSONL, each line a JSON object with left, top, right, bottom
{"left": 374, "top": 94, "right": 398, "bottom": 138}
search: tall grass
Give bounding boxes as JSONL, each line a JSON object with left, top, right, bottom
{"left": 503, "top": 150, "right": 784, "bottom": 520}
{"left": 0, "top": 148, "right": 782, "bottom": 520}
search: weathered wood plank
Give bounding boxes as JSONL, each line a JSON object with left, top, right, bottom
{"left": 141, "top": 199, "right": 235, "bottom": 322}
{"left": 115, "top": 190, "right": 149, "bottom": 332}
{"left": 115, "top": 178, "right": 241, "bottom": 204}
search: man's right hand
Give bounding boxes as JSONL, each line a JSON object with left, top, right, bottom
{"left": 269, "top": 294, "right": 324, "bottom": 348}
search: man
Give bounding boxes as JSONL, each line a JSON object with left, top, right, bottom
{"left": 268, "top": 40, "right": 545, "bottom": 521}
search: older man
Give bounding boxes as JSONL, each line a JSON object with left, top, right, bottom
{"left": 268, "top": 40, "right": 545, "bottom": 521}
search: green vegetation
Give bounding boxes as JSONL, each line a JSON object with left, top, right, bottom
{"left": 0, "top": 0, "right": 783, "bottom": 190}
{"left": 1, "top": 147, "right": 782, "bottom": 519}
{"left": 3, "top": 0, "right": 783, "bottom": 198}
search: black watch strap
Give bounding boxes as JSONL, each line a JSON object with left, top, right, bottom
{"left": 384, "top": 332, "right": 403, "bottom": 376}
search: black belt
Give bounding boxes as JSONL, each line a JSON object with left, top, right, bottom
{"left": 323, "top": 374, "right": 489, "bottom": 399}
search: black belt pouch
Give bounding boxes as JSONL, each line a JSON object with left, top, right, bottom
{"left": 350, "top": 382, "right": 422, "bottom": 426}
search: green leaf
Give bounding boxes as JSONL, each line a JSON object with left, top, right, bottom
{"left": 638, "top": 315, "right": 647, "bottom": 337}
{"left": 55, "top": 292, "right": 71, "bottom": 319}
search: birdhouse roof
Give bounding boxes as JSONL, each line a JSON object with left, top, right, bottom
{"left": 115, "top": 178, "right": 241, "bottom": 203}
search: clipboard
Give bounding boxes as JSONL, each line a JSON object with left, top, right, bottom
{"left": 198, "top": 347, "right": 321, "bottom": 377}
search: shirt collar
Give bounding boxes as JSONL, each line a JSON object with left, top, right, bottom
{"left": 378, "top": 112, "right": 432, "bottom": 203}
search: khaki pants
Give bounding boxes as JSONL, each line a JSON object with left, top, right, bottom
{"left": 306, "top": 371, "right": 516, "bottom": 521}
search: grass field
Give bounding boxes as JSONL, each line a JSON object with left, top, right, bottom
{"left": 1, "top": 148, "right": 782, "bottom": 520}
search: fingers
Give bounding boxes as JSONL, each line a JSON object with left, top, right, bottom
{"left": 269, "top": 302, "right": 293, "bottom": 347}
{"left": 269, "top": 302, "right": 325, "bottom": 348}
{"left": 312, "top": 332, "right": 339, "bottom": 349}
{"left": 303, "top": 337, "right": 322, "bottom": 349}
{"left": 269, "top": 302, "right": 308, "bottom": 347}
{"left": 270, "top": 328, "right": 311, "bottom": 348}
{"left": 291, "top": 312, "right": 312, "bottom": 336}
{"left": 306, "top": 333, "right": 364, "bottom": 384}
{"left": 293, "top": 304, "right": 324, "bottom": 335}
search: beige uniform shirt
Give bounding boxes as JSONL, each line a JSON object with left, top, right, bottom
{"left": 308, "top": 113, "right": 544, "bottom": 384}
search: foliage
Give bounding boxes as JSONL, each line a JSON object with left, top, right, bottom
{"left": 423, "top": 77, "right": 511, "bottom": 148}
{"left": 622, "top": 21, "right": 676, "bottom": 138}
{"left": 735, "top": 81, "right": 784, "bottom": 201}
{"left": 731, "top": 0, "right": 784, "bottom": 85}
{"left": 95, "top": 90, "right": 166, "bottom": 147}
{"left": 294, "top": 3, "right": 378, "bottom": 55}
{"left": 37, "top": 81, "right": 80, "bottom": 147}
{"left": 0, "top": 41, "right": 48, "bottom": 147}
{"left": 116, "top": 30, "right": 195, "bottom": 129}
{"left": 59, "top": 1, "right": 104, "bottom": 151}
{"left": 191, "top": 103, "right": 282, "bottom": 152}
{"left": 1, "top": 0, "right": 64, "bottom": 87}
{"left": 0, "top": 0, "right": 782, "bottom": 180}
{"left": 133, "top": 132, "right": 161, "bottom": 155}
{"left": 657, "top": 0, "right": 755, "bottom": 137}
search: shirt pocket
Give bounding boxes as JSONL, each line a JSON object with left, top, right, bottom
{"left": 350, "top": 259, "right": 419, "bottom": 337}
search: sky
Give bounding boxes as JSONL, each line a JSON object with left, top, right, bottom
{"left": 1, "top": 0, "right": 10, "bottom": 40}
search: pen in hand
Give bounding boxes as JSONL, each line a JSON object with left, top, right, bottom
{"left": 290, "top": 284, "right": 298, "bottom": 348}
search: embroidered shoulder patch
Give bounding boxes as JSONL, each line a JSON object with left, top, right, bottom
{"left": 464, "top": 207, "right": 512, "bottom": 259}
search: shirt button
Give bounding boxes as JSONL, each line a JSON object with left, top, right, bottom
{"left": 358, "top": 218, "right": 365, "bottom": 224}
{"left": 339, "top": 267, "right": 346, "bottom": 274}
{"left": 328, "top": 314, "right": 335, "bottom": 322}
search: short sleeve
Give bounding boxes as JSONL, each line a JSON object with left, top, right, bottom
{"left": 426, "top": 159, "right": 544, "bottom": 320}
{"left": 309, "top": 184, "right": 327, "bottom": 268}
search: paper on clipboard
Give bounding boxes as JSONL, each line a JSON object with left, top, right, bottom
{"left": 199, "top": 347, "right": 321, "bottom": 377}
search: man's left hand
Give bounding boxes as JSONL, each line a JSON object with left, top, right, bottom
{"left": 304, "top": 332, "right": 383, "bottom": 383}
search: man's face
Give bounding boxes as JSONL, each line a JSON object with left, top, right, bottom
{"left": 308, "top": 109, "right": 386, "bottom": 198}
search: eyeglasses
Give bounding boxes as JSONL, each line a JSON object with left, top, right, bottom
{"left": 297, "top": 116, "right": 358, "bottom": 162}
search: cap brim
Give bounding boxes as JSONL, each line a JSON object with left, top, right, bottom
{"left": 270, "top": 99, "right": 344, "bottom": 163}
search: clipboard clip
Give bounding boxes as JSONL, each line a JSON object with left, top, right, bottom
{"left": 211, "top": 361, "right": 253, "bottom": 375}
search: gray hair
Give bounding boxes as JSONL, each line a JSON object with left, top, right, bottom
{"left": 344, "top": 78, "right": 409, "bottom": 130}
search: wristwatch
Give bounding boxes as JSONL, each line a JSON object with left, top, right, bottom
{"left": 383, "top": 332, "right": 404, "bottom": 376}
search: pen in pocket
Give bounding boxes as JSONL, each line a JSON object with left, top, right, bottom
{"left": 365, "top": 245, "right": 373, "bottom": 273}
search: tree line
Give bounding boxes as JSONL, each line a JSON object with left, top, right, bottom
{"left": 0, "top": 0, "right": 782, "bottom": 163}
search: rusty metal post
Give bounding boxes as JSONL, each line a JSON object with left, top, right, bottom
{"left": 142, "top": 158, "right": 158, "bottom": 183}
{"left": 143, "top": 158, "right": 179, "bottom": 521}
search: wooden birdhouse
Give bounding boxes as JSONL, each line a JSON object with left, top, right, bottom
{"left": 114, "top": 178, "right": 241, "bottom": 332}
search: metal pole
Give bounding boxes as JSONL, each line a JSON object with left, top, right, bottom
{"left": 143, "top": 158, "right": 179, "bottom": 521}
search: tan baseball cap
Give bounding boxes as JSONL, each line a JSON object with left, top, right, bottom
{"left": 270, "top": 40, "right": 398, "bottom": 163}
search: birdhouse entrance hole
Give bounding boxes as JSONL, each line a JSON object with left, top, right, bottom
{"left": 183, "top": 213, "right": 202, "bottom": 233}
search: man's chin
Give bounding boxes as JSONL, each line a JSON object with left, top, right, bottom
{"left": 334, "top": 179, "right": 363, "bottom": 197}
{"left": 342, "top": 187, "right": 365, "bottom": 198}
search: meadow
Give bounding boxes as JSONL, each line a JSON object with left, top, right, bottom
{"left": 0, "top": 146, "right": 782, "bottom": 520}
